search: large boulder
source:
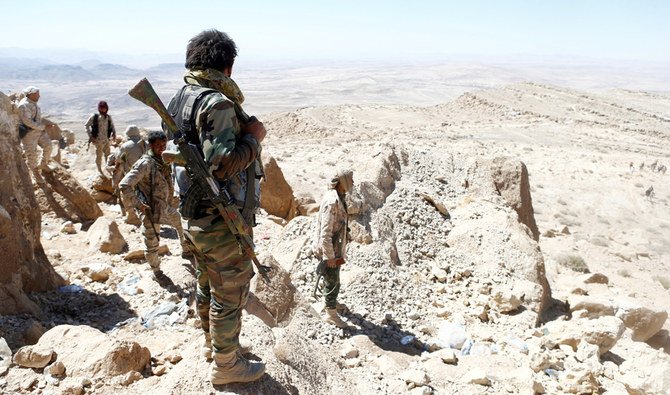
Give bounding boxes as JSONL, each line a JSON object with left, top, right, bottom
{"left": 86, "top": 217, "right": 126, "bottom": 254}
{"left": 489, "top": 158, "right": 539, "bottom": 240}
{"left": 36, "top": 165, "right": 103, "bottom": 221}
{"left": 250, "top": 253, "right": 299, "bottom": 326}
{"left": 615, "top": 302, "right": 668, "bottom": 342}
{"left": 36, "top": 325, "right": 150, "bottom": 377}
{"left": 260, "top": 152, "right": 297, "bottom": 221}
{"left": 543, "top": 316, "right": 625, "bottom": 355}
{"left": 0, "top": 92, "right": 64, "bottom": 317}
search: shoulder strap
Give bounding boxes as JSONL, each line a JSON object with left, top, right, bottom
{"left": 166, "top": 85, "right": 218, "bottom": 147}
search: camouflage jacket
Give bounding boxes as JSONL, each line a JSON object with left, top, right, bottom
{"left": 85, "top": 113, "right": 115, "bottom": 142}
{"left": 312, "top": 189, "right": 349, "bottom": 260}
{"left": 116, "top": 137, "right": 146, "bottom": 173}
{"left": 17, "top": 97, "right": 43, "bottom": 131}
{"left": 119, "top": 152, "right": 173, "bottom": 221}
{"left": 181, "top": 69, "right": 260, "bottom": 208}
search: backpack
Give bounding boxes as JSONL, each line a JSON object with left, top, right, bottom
{"left": 165, "top": 84, "right": 261, "bottom": 224}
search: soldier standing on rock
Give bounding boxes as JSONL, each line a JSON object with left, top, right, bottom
{"left": 85, "top": 100, "right": 116, "bottom": 175}
{"left": 110, "top": 125, "right": 146, "bottom": 225}
{"left": 119, "top": 131, "right": 191, "bottom": 280}
{"left": 18, "top": 86, "right": 53, "bottom": 178}
{"left": 312, "top": 169, "right": 354, "bottom": 328}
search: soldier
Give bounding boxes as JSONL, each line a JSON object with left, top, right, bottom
{"left": 111, "top": 125, "right": 147, "bottom": 225}
{"left": 165, "top": 29, "right": 267, "bottom": 385}
{"left": 312, "top": 169, "right": 354, "bottom": 328}
{"left": 85, "top": 100, "right": 116, "bottom": 175}
{"left": 119, "top": 131, "right": 190, "bottom": 279}
{"left": 18, "top": 86, "right": 53, "bottom": 176}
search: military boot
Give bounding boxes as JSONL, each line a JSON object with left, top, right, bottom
{"left": 211, "top": 351, "right": 265, "bottom": 385}
{"left": 323, "top": 308, "right": 348, "bottom": 328}
{"left": 203, "top": 334, "right": 253, "bottom": 361}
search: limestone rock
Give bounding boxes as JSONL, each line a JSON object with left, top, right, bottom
{"left": 91, "top": 174, "right": 114, "bottom": 194}
{"left": 401, "top": 369, "right": 430, "bottom": 387}
{"left": 0, "top": 94, "right": 64, "bottom": 317}
{"left": 250, "top": 253, "right": 298, "bottom": 326}
{"left": 489, "top": 158, "right": 539, "bottom": 241}
{"left": 86, "top": 217, "right": 126, "bottom": 254}
{"left": 615, "top": 303, "right": 668, "bottom": 342}
{"left": 124, "top": 245, "right": 169, "bottom": 261}
{"left": 36, "top": 325, "right": 150, "bottom": 377}
{"left": 490, "top": 287, "right": 523, "bottom": 313}
{"left": 60, "top": 221, "right": 76, "bottom": 234}
{"left": 46, "top": 361, "right": 66, "bottom": 377}
{"left": 579, "top": 272, "right": 609, "bottom": 284}
{"left": 462, "top": 368, "right": 491, "bottom": 386}
{"left": 62, "top": 129, "right": 75, "bottom": 146}
{"left": 567, "top": 295, "right": 616, "bottom": 319}
{"left": 82, "top": 262, "right": 113, "bottom": 282}
{"left": 0, "top": 338, "right": 11, "bottom": 375}
{"left": 38, "top": 165, "right": 104, "bottom": 221}
{"left": 543, "top": 316, "right": 625, "bottom": 355}
{"left": 12, "top": 345, "right": 54, "bottom": 368}
{"left": 260, "top": 153, "right": 297, "bottom": 221}
{"left": 558, "top": 368, "right": 598, "bottom": 394}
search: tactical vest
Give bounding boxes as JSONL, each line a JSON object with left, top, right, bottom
{"left": 166, "top": 84, "right": 261, "bottom": 225}
{"left": 91, "top": 114, "right": 113, "bottom": 138}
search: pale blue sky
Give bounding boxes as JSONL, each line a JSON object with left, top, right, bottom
{"left": 1, "top": 0, "right": 668, "bottom": 64}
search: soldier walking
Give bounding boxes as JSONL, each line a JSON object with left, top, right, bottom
{"left": 119, "top": 131, "right": 190, "bottom": 279}
{"left": 85, "top": 100, "right": 116, "bottom": 175}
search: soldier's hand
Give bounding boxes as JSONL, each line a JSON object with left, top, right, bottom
{"left": 139, "top": 202, "right": 150, "bottom": 213}
{"left": 243, "top": 119, "right": 266, "bottom": 143}
{"left": 326, "top": 258, "right": 344, "bottom": 268}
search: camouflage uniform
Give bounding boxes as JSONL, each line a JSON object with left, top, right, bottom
{"left": 112, "top": 127, "right": 146, "bottom": 223}
{"left": 18, "top": 96, "right": 51, "bottom": 170}
{"left": 313, "top": 188, "right": 349, "bottom": 308}
{"left": 174, "top": 69, "right": 260, "bottom": 356}
{"left": 85, "top": 113, "right": 116, "bottom": 171}
{"left": 119, "top": 151, "right": 187, "bottom": 269}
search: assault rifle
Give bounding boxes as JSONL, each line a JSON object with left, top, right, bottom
{"left": 128, "top": 78, "right": 271, "bottom": 283}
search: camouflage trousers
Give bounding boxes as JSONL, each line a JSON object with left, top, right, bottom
{"left": 322, "top": 264, "right": 341, "bottom": 309}
{"left": 141, "top": 205, "right": 186, "bottom": 269}
{"left": 188, "top": 216, "right": 254, "bottom": 355}
{"left": 93, "top": 139, "right": 110, "bottom": 172}
{"left": 22, "top": 129, "right": 52, "bottom": 170}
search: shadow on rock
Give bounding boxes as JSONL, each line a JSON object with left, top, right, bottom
{"left": 28, "top": 285, "right": 137, "bottom": 333}
{"left": 213, "top": 372, "right": 299, "bottom": 395}
{"left": 343, "top": 312, "right": 422, "bottom": 356}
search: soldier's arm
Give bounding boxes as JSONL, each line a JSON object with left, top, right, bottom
{"left": 18, "top": 103, "right": 44, "bottom": 131}
{"left": 84, "top": 115, "right": 93, "bottom": 135}
{"left": 319, "top": 201, "right": 338, "bottom": 261}
{"left": 119, "top": 160, "right": 149, "bottom": 210}
{"left": 109, "top": 116, "right": 116, "bottom": 139}
{"left": 200, "top": 99, "right": 259, "bottom": 181}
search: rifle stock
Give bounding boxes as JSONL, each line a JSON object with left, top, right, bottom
{"left": 128, "top": 78, "right": 271, "bottom": 283}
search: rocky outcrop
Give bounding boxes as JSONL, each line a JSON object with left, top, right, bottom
{"left": 260, "top": 152, "right": 297, "bottom": 221}
{"left": 36, "top": 165, "right": 103, "bottom": 221}
{"left": 250, "top": 253, "right": 299, "bottom": 326}
{"left": 0, "top": 92, "right": 64, "bottom": 317}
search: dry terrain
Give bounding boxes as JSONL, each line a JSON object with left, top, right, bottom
{"left": 1, "top": 63, "right": 669, "bottom": 394}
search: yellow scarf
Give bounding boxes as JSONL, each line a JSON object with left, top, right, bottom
{"left": 183, "top": 69, "right": 245, "bottom": 105}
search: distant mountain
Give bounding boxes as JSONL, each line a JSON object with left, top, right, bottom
{"left": 0, "top": 57, "right": 145, "bottom": 81}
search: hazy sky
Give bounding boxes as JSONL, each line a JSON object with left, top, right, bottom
{"left": 1, "top": 0, "right": 669, "bottom": 65}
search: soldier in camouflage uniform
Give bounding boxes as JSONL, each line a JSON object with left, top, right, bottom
{"left": 18, "top": 86, "right": 53, "bottom": 176}
{"left": 111, "top": 125, "right": 146, "bottom": 225}
{"left": 313, "top": 169, "right": 354, "bottom": 328}
{"left": 167, "top": 29, "right": 267, "bottom": 386}
{"left": 119, "top": 131, "right": 190, "bottom": 278}
{"left": 85, "top": 101, "right": 116, "bottom": 175}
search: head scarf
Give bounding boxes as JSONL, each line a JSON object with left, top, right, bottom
{"left": 23, "top": 86, "right": 39, "bottom": 95}
{"left": 125, "top": 125, "right": 140, "bottom": 138}
{"left": 329, "top": 168, "right": 354, "bottom": 192}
